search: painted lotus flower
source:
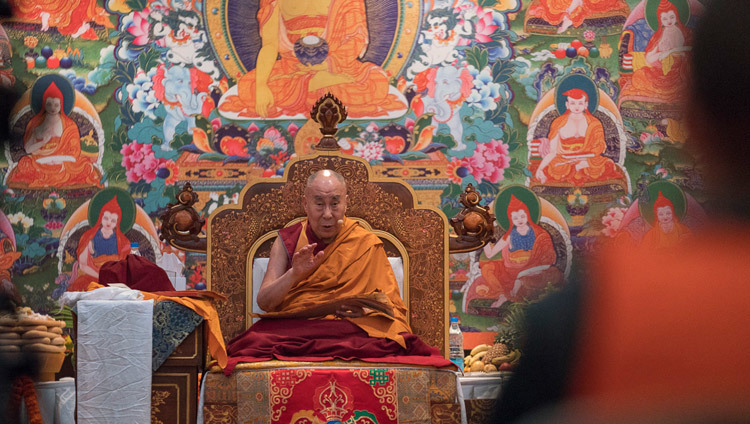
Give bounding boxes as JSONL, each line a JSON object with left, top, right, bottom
{"left": 474, "top": 7, "right": 498, "bottom": 43}
{"left": 158, "top": 160, "right": 180, "bottom": 185}
{"left": 466, "top": 139, "right": 510, "bottom": 183}
{"left": 466, "top": 66, "right": 502, "bottom": 111}
{"left": 219, "top": 136, "right": 250, "bottom": 157}
{"left": 121, "top": 141, "right": 166, "bottom": 183}
{"left": 126, "top": 68, "right": 159, "bottom": 119}
{"left": 126, "top": 9, "right": 151, "bottom": 46}
{"left": 354, "top": 141, "right": 385, "bottom": 162}
{"left": 257, "top": 127, "right": 287, "bottom": 152}
{"left": 446, "top": 157, "right": 470, "bottom": 184}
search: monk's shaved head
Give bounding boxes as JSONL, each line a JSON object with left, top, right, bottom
{"left": 306, "top": 169, "right": 347, "bottom": 193}
{"left": 303, "top": 169, "right": 349, "bottom": 243}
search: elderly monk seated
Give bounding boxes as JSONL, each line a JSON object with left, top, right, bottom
{"left": 223, "top": 169, "right": 451, "bottom": 373}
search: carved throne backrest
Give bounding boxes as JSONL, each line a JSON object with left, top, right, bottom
{"left": 207, "top": 153, "right": 449, "bottom": 354}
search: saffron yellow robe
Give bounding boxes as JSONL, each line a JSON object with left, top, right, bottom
{"left": 7, "top": 113, "right": 102, "bottom": 188}
{"left": 220, "top": 0, "right": 405, "bottom": 118}
{"left": 539, "top": 112, "right": 624, "bottom": 185}
{"left": 274, "top": 217, "right": 411, "bottom": 347}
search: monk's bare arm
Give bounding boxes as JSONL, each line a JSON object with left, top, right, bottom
{"left": 257, "top": 236, "right": 323, "bottom": 311}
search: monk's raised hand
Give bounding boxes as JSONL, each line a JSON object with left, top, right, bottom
{"left": 290, "top": 243, "right": 325, "bottom": 280}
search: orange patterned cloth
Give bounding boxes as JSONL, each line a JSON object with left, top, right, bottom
{"left": 568, "top": 224, "right": 750, "bottom": 417}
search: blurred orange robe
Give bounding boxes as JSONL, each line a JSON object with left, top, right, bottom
{"left": 527, "top": 0, "right": 629, "bottom": 27}
{"left": 220, "top": 0, "right": 405, "bottom": 118}
{"left": 540, "top": 112, "right": 623, "bottom": 185}
{"left": 273, "top": 217, "right": 411, "bottom": 347}
{"left": 568, "top": 225, "right": 750, "bottom": 417}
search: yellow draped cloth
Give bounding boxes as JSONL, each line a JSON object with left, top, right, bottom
{"left": 274, "top": 217, "right": 411, "bottom": 347}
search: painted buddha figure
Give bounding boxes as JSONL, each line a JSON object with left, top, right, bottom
{"left": 218, "top": 0, "right": 406, "bottom": 118}
{"left": 641, "top": 190, "right": 692, "bottom": 251}
{"left": 6, "top": 82, "right": 102, "bottom": 189}
{"left": 534, "top": 88, "right": 624, "bottom": 186}
{"left": 625, "top": 0, "right": 691, "bottom": 103}
{"left": 527, "top": 0, "right": 630, "bottom": 33}
{"left": 466, "top": 194, "right": 562, "bottom": 307}
{"left": 67, "top": 197, "right": 131, "bottom": 292}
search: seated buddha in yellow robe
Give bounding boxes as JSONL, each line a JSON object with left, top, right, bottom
{"left": 641, "top": 191, "right": 692, "bottom": 252}
{"left": 6, "top": 82, "right": 102, "bottom": 189}
{"left": 534, "top": 88, "right": 624, "bottom": 186}
{"left": 219, "top": 0, "right": 406, "bottom": 118}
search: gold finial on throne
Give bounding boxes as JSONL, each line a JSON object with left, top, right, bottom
{"left": 311, "top": 93, "right": 347, "bottom": 151}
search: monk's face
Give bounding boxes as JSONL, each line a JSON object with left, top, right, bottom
{"left": 565, "top": 96, "right": 588, "bottom": 115}
{"left": 45, "top": 97, "right": 61, "bottom": 115}
{"left": 100, "top": 211, "right": 119, "bottom": 233}
{"left": 303, "top": 174, "right": 348, "bottom": 243}
{"left": 510, "top": 209, "right": 529, "bottom": 230}
{"left": 660, "top": 10, "right": 677, "bottom": 28}
{"left": 656, "top": 205, "right": 674, "bottom": 226}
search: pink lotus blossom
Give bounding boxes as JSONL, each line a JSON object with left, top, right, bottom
{"left": 127, "top": 10, "right": 151, "bottom": 46}
{"left": 601, "top": 207, "right": 627, "bottom": 237}
{"left": 44, "top": 221, "right": 64, "bottom": 231}
{"left": 263, "top": 126, "right": 287, "bottom": 150}
{"left": 466, "top": 139, "right": 511, "bottom": 183}
{"left": 248, "top": 123, "right": 260, "bottom": 133}
{"left": 404, "top": 118, "right": 415, "bottom": 132}
{"left": 474, "top": 8, "right": 498, "bottom": 43}
{"left": 121, "top": 141, "right": 166, "bottom": 183}
{"left": 287, "top": 122, "right": 299, "bottom": 137}
{"left": 211, "top": 118, "right": 222, "bottom": 132}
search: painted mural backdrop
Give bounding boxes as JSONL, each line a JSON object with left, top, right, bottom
{"left": 0, "top": 0, "right": 707, "bottom": 334}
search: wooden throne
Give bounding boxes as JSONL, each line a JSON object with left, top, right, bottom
{"left": 161, "top": 94, "right": 464, "bottom": 423}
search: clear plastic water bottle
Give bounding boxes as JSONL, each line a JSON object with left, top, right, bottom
{"left": 449, "top": 316, "right": 464, "bottom": 370}
{"left": 130, "top": 242, "right": 140, "bottom": 256}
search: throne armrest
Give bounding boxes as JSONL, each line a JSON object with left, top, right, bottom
{"left": 159, "top": 182, "right": 207, "bottom": 252}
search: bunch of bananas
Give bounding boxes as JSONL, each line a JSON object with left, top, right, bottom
{"left": 463, "top": 344, "right": 521, "bottom": 373}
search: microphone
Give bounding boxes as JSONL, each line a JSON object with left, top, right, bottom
{"left": 337, "top": 219, "right": 344, "bottom": 226}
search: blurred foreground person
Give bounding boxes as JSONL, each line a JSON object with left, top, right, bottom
{"left": 493, "top": 1, "right": 750, "bottom": 422}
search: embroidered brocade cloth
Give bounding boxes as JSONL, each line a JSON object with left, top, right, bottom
{"left": 152, "top": 300, "right": 204, "bottom": 370}
{"left": 202, "top": 365, "right": 462, "bottom": 424}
